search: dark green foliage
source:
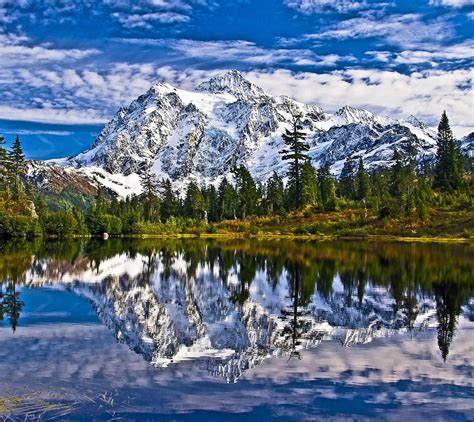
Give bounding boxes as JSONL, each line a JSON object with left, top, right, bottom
{"left": 339, "top": 156, "right": 355, "bottom": 199}
{"left": 43, "top": 211, "right": 80, "bottom": 236}
{"left": 355, "top": 158, "right": 370, "bottom": 201}
{"left": 8, "top": 136, "right": 27, "bottom": 199}
{"left": 433, "top": 111, "right": 463, "bottom": 192}
{"left": 218, "top": 177, "right": 237, "bottom": 220}
{"left": 0, "top": 212, "right": 39, "bottom": 237}
{"left": 280, "top": 108, "right": 309, "bottom": 209}
{"left": 317, "top": 164, "right": 337, "bottom": 211}
{"left": 234, "top": 165, "right": 257, "bottom": 219}
{"left": 184, "top": 181, "right": 206, "bottom": 219}
{"left": 264, "top": 172, "right": 285, "bottom": 214}
{"left": 160, "top": 179, "right": 179, "bottom": 221}
{"left": 205, "top": 185, "right": 219, "bottom": 222}
{"left": 140, "top": 167, "right": 160, "bottom": 222}
{"left": 300, "top": 161, "right": 318, "bottom": 207}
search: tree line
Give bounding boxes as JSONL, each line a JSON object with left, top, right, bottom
{"left": 0, "top": 110, "right": 471, "bottom": 237}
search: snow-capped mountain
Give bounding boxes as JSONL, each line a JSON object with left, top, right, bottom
{"left": 33, "top": 70, "right": 469, "bottom": 197}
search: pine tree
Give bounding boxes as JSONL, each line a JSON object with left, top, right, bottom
{"left": 8, "top": 136, "right": 27, "bottom": 199}
{"left": 317, "top": 164, "right": 336, "bottom": 211}
{"left": 433, "top": 111, "right": 462, "bottom": 192}
{"left": 218, "top": 177, "right": 237, "bottom": 220}
{"left": 300, "top": 161, "right": 318, "bottom": 207}
{"left": 234, "top": 165, "right": 257, "bottom": 219}
{"left": 206, "top": 185, "right": 219, "bottom": 222}
{"left": 140, "top": 167, "right": 160, "bottom": 222}
{"left": 265, "top": 172, "right": 285, "bottom": 214}
{"left": 390, "top": 149, "right": 404, "bottom": 199}
{"left": 280, "top": 106, "right": 309, "bottom": 209}
{"left": 160, "top": 179, "right": 178, "bottom": 221}
{"left": 355, "top": 158, "right": 370, "bottom": 201}
{"left": 184, "top": 181, "right": 205, "bottom": 219}
{"left": 339, "top": 156, "right": 355, "bottom": 199}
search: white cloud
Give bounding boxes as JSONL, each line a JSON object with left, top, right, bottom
{"left": 117, "top": 38, "right": 354, "bottom": 67}
{"left": 242, "top": 67, "right": 474, "bottom": 137}
{"left": 365, "top": 40, "right": 474, "bottom": 66}
{"left": 0, "top": 34, "right": 98, "bottom": 66}
{"left": 308, "top": 13, "right": 454, "bottom": 49}
{"left": 429, "top": 0, "right": 474, "bottom": 7}
{"left": 0, "top": 105, "right": 107, "bottom": 124}
{"left": 2, "top": 63, "right": 472, "bottom": 137}
{"left": 112, "top": 11, "right": 190, "bottom": 28}
{"left": 285, "top": 0, "right": 370, "bottom": 13}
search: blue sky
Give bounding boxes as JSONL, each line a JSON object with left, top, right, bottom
{"left": 0, "top": 0, "right": 473, "bottom": 159}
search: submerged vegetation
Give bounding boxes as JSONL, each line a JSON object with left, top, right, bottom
{"left": 0, "top": 111, "right": 472, "bottom": 239}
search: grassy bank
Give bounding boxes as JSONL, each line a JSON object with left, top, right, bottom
{"left": 124, "top": 206, "right": 473, "bottom": 243}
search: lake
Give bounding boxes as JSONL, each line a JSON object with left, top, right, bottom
{"left": 0, "top": 238, "right": 473, "bottom": 421}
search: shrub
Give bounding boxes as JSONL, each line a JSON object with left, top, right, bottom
{"left": 0, "top": 212, "right": 40, "bottom": 237}
{"left": 43, "top": 211, "right": 79, "bottom": 236}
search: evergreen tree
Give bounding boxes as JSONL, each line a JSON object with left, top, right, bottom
{"left": 280, "top": 106, "right": 309, "bottom": 209}
{"left": 140, "top": 167, "right": 160, "bottom": 222}
{"left": 206, "top": 184, "right": 219, "bottom": 222}
{"left": 160, "top": 179, "right": 178, "bottom": 221}
{"left": 433, "top": 111, "right": 462, "bottom": 192}
{"left": 300, "top": 161, "right": 318, "bottom": 207}
{"left": 317, "top": 164, "right": 336, "bottom": 211}
{"left": 218, "top": 177, "right": 237, "bottom": 220}
{"left": 234, "top": 165, "right": 257, "bottom": 219}
{"left": 8, "top": 136, "right": 27, "bottom": 199}
{"left": 355, "top": 158, "right": 370, "bottom": 201}
{"left": 265, "top": 172, "right": 285, "bottom": 214}
{"left": 184, "top": 181, "right": 205, "bottom": 219}
{"left": 339, "top": 156, "right": 355, "bottom": 199}
{"left": 390, "top": 149, "right": 404, "bottom": 200}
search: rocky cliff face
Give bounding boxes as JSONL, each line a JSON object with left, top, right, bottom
{"left": 29, "top": 70, "right": 468, "bottom": 197}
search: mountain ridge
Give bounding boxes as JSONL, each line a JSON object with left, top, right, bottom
{"left": 27, "top": 70, "right": 471, "bottom": 198}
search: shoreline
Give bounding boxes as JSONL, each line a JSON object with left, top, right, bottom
{"left": 28, "top": 232, "right": 472, "bottom": 244}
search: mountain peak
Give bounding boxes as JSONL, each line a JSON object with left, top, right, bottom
{"left": 334, "top": 105, "right": 392, "bottom": 126}
{"left": 196, "top": 70, "right": 266, "bottom": 99}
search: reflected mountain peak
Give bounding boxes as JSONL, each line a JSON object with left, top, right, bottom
{"left": 1, "top": 239, "right": 473, "bottom": 383}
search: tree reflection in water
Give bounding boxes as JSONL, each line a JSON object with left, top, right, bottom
{"left": 0, "top": 238, "right": 472, "bottom": 381}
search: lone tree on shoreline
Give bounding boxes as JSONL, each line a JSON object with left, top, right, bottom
{"left": 281, "top": 104, "right": 309, "bottom": 209}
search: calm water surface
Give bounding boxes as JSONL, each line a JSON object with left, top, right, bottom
{"left": 0, "top": 239, "right": 473, "bottom": 421}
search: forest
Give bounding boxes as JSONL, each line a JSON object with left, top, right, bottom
{"left": 0, "top": 111, "right": 472, "bottom": 239}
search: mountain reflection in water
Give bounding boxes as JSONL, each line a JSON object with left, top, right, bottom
{"left": 0, "top": 238, "right": 473, "bottom": 383}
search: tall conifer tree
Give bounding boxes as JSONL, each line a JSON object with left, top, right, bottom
{"left": 280, "top": 105, "right": 309, "bottom": 209}
{"left": 9, "top": 136, "right": 27, "bottom": 199}
{"left": 433, "top": 111, "right": 462, "bottom": 191}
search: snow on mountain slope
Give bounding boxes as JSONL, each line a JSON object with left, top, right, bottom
{"left": 38, "top": 69, "right": 471, "bottom": 197}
